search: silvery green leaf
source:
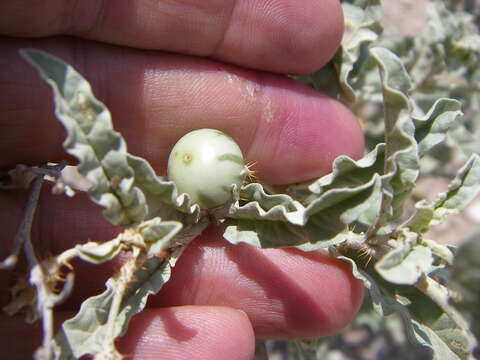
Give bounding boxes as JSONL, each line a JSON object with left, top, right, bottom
{"left": 296, "top": 0, "right": 382, "bottom": 103}
{"left": 451, "top": 231, "right": 480, "bottom": 342}
{"left": 306, "top": 143, "right": 385, "bottom": 196}
{"left": 75, "top": 238, "right": 124, "bottom": 264}
{"left": 126, "top": 154, "right": 201, "bottom": 222}
{"left": 384, "top": 278, "right": 472, "bottom": 359}
{"left": 331, "top": 249, "right": 419, "bottom": 334}
{"left": 432, "top": 154, "right": 480, "bottom": 223}
{"left": 223, "top": 219, "right": 317, "bottom": 249}
{"left": 370, "top": 47, "right": 419, "bottom": 222}
{"left": 413, "top": 98, "right": 463, "bottom": 157}
{"left": 294, "top": 230, "right": 361, "bottom": 252}
{"left": 306, "top": 173, "right": 383, "bottom": 227}
{"left": 404, "top": 199, "right": 435, "bottom": 234}
{"left": 226, "top": 143, "right": 389, "bottom": 250}
{"left": 137, "top": 217, "right": 182, "bottom": 256}
{"left": 375, "top": 230, "right": 433, "bottom": 285}
{"left": 411, "top": 317, "right": 470, "bottom": 360}
{"left": 21, "top": 49, "right": 203, "bottom": 226}
{"left": 333, "top": 247, "right": 473, "bottom": 358}
{"left": 404, "top": 286, "right": 474, "bottom": 360}
{"left": 225, "top": 174, "right": 382, "bottom": 248}
{"left": 403, "top": 1, "right": 480, "bottom": 162}
{"left": 228, "top": 183, "right": 305, "bottom": 225}
{"left": 422, "top": 239, "right": 455, "bottom": 266}
{"left": 405, "top": 154, "right": 480, "bottom": 233}
{"left": 340, "top": 0, "right": 383, "bottom": 100}
{"left": 425, "top": 0, "right": 480, "bottom": 54}
{"left": 54, "top": 256, "right": 171, "bottom": 359}
{"left": 21, "top": 49, "right": 147, "bottom": 226}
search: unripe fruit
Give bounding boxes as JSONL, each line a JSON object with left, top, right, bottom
{"left": 167, "top": 129, "right": 246, "bottom": 209}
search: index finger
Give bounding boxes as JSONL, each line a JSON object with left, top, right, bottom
{"left": 0, "top": 37, "right": 363, "bottom": 184}
{"left": 0, "top": 0, "right": 343, "bottom": 74}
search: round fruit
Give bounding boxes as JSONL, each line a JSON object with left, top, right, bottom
{"left": 167, "top": 129, "right": 246, "bottom": 209}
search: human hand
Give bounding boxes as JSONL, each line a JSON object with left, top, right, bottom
{"left": 0, "top": 1, "right": 364, "bottom": 359}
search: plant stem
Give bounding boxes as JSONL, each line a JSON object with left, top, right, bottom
{"left": 17, "top": 174, "right": 56, "bottom": 360}
{"left": 8, "top": 164, "right": 68, "bottom": 359}
{"left": 104, "top": 249, "right": 145, "bottom": 352}
{"left": 0, "top": 175, "right": 44, "bottom": 268}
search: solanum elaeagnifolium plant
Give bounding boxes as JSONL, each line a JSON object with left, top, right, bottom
{"left": 1, "top": 1, "right": 480, "bottom": 360}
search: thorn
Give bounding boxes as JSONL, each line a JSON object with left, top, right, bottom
{"left": 365, "top": 253, "right": 373, "bottom": 268}
{"left": 62, "top": 259, "right": 74, "bottom": 271}
{"left": 54, "top": 273, "right": 66, "bottom": 282}
{"left": 356, "top": 245, "right": 374, "bottom": 268}
{"left": 245, "top": 161, "right": 258, "bottom": 183}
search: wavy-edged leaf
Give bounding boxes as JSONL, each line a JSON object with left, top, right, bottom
{"left": 402, "top": 283, "right": 474, "bottom": 360}
{"left": 137, "top": 217, "right": 182, "bottom": 256}
{"left": 54, "top": 256, "right": 171, "bottom": 360}
{"left": 306, "top": 143, "right": 385, "bottom": 196}
{"left": 231, "top": 183, "right": 304, "bottom": 223}
{"left": 405, "top": 154, "right": 480, "bottom": 233}
{"left": 225, "top": 142, "right": 386, "bottom": 249}
{"left": 432, "top": 154, "right": 480, "bottom": 222}
{"left": 413, "top": 98, "right": 463, "bottom": 157}
{"left": 375, "top": 230, "right": 433, "bottom": 285}
{"left": 126, "top": 154, "right": 201, "bottom": 222}
{"left": 306, "top": 173, "right": 383, "bottom": 227}
{"left": 370, "top": 47, "right": 419, "bottom": 222}
{"left": 331, "top": 248, "right": 420, "bottom": 335}
{"left": 225, "top": 174, "right": 382, "bottom": 248}
{"left": 333, "top": 246, "right": 474, "bottom": 359}
{"left": 21, "top": 49, "right": 147, "bottom": 226}
{"left": 411, "top": 317, "right": 470, "bottom": 360}
{"left": 224, "top": 219, "right": 309, "bottom": 249}
{"left": 75, "top": 238, "right": 125, "bottom": 264}
{"left": 296, "top": 0, "right": 382, "bottom": 103}
{"left": 21, "top": 49, "right": 204, "bottom": 227}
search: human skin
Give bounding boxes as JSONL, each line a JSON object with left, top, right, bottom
{"left": 0, "top": 1, "right": 365, "bottom": 359}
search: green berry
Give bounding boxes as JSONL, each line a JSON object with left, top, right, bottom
{"left": 167, "top": 129, "right": 246, "bottom": 209}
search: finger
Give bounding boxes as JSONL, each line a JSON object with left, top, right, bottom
{"left": 0, "top": 37, "right": 364, "bottom": 185}
{"left": 152, "top": 227, "right": 364, "bottom": 339}
{"left": 0, "top": 192, "right": 363, "bottom": 339}
{"left": 0, "top": 0, "right": 343, "bottom": 74}
{"left": 118, "top": 307, "right": 255, "bottom": 360}
{"left": 0, "top": 314, "right": 41, "bottom": 360}
{"left": 0, "top": 307, "right": 255, "bottom": 360}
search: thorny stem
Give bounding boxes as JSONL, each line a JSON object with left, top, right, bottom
{"left": 104, "top": 248, "right": 145, "bottom": 349}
